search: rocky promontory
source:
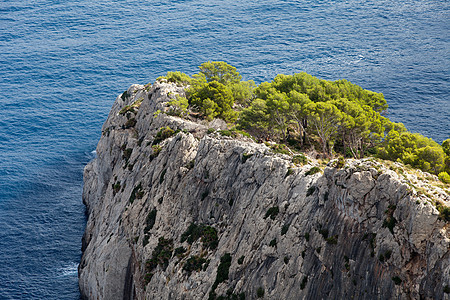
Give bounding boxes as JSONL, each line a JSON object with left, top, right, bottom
{"left": 79, "top": 81, "right": 449, "bottom": 299}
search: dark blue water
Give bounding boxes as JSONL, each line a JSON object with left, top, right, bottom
{"left": 0, "top": 0, "right": 448, "bottom": 298}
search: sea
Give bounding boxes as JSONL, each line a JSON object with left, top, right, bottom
{"left": 0, "top": 0, "right": 448, "bottom": 298}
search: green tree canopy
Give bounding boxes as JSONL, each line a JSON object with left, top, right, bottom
{"left": 198, "top": 61, "right": 242, "bottom": 85}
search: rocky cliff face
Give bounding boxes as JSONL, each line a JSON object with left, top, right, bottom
{"left": 79, "top": 81, "right": 450, "bottom": 300}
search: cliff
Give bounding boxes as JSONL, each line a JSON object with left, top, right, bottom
{"left": 79, "top": 81, "right": 450, "bottom": 299}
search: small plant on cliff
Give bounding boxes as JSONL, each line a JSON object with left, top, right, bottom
{"left": 305, "top": 166, "right": 321, "bottom": 176}
{"left": 383, "top": 205, "right": 397, "bottom": 234}
{"left": 183, "top": 255, "right": 208, "bottom": 275}
{"left": 435, "top": 201, "right": 450, "bottom": 222}
{"left": 292, "top": 154, "right": 307, "bottom": 165}
{"left": 181, "top": 223, "right": 219, "bottom": 250}
{"left": 144, "top": 209, "right": 157, "bottom": 233}
{"left": 300, "top": 276, "right": 308, "bottom": 290}
{"left": 264, "top": 206, "right": 279, "bottom": 220}
{"left": 210, "top": 253, "right": 232, "bottom": 296}
{"left": 153, "top": 126, "right": 176, "bottom": 145}
{"left": 256, "top": 287, "right": 265, "bottom": 298}
{"left": 392, "top": 276, "right": 402, "bottom": 285}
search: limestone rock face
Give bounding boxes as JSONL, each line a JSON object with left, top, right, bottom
{"left": 79, "top": 82, "right": 450, "bottom": 300}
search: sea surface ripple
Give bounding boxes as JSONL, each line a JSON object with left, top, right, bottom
{"left": 0, "top": 0, "right": 448, "bottom": 298}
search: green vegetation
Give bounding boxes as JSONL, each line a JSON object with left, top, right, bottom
{"left": 383, "top": 205, "right": 397, "bottom": 234}
{"left": 436, "top": 201, "right": 450, "bottom": 222}
{"left": 306, "top": 186, "right": 316, "bottom": 197}
{"left": 144, "top": 209, "right": 157, "bottom": 233}
{"left": 392, "top": 276, "right": 402, "bottom": 285}
{"left": 157, "top": 62, "right": 450, "bottom": 189}
{"left": 237, "top": 255, "right": 245, "bottom": 265}
{"left": 153, "top": 126, "right": 177, "bottom": 145}
{"left": 209, "top": 253, "right": 232, "bottom": 300}
{"left": 300, "top": 276, "right": 308, "bottom": 290}
{"left": 256, "top": 287, "right": 265, "bottom": 298}
{"left": 241, "top": 153, "right": 253, "bottom": 163}
{"left": 264, "top": 206, "right": 279, "bottom": 220}
{"left": 281, "top": 223, "right": 290, "bottom": 235}
{"left": 269, "top": 238, "right": 277, "bottom": 247}
{"left": 174, "top": 246, "right": 186, "bottom": 258}
{"left": 129, "top": 183, "right": 144, "bottom": 204}
{"left": 305, "top": 167, "right": 321, "bottom": 176}
{"left": 292, "top": 154, "right": 307, "bottom": 165}
{"left": 144, "top": 237, "right": 174, "bottom": 283}
{"left": 183, "top": 255, "right": 209, "bottom": 275}
{"left": 181, "top": 223, "right": 219, "bottom": 250}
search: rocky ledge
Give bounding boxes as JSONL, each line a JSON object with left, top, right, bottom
{"left": 79, "top": 81, "right": 449, "bottom": 300}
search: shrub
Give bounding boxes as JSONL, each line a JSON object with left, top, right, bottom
{"left": 304, "top": 232, "right": 310, "bottom": 242}
{"left": 438, "top": 171, "right": 450, "bottom": 184}
{"left": 150, "top": 145, "right": 162, "bottom": 161}
{"left": 237, "top": 255, "right": 245, "bottom": 265}
{"left": 326, "top": 235, "right": 338, "bottom": 245}
{"left": 435, "top": 201, "right": 450, "bottom": 222}
{"left": 174, "top": 246, "right": 186, "bottom": 258}
{"left": 300, "top": 276, "right": 308, "bottom": 290}
{"left": 122, "top": 148, "right": 133, "bottom": 161}
{"left": 269, "top": 238, "right": 277, "bottom": 247}
{"left": 392, "top": 276, "right": 402, "bottom": 285}
{"left": 129, "top": 183, "right": 143, "bottom": 204}
{"left": 183, "top": 255, "right": 208, "bottom": 275}
{"left": 335, "top": 156, "right": 345, "bottom": 168}
{"left": 306, "top": 186, "right": 316, "bottom": 197}
{"left": 180, "top": 223, "right": 219, "bottom": 250}
{"left": 145, "top": 237, "right": 174, "bottom": 273}
{"left": 167, "top": 96, "right": 189, "bottom": 116}
{"left": 160, "top": 71, "right": 191, "bottom": 86}
{"left": 305, "top": 166, "right": 321, "bottom": 176}
{"left": 293, "top": 154, "right": 307, "bottom": 165}
{"left": 285, "top": 168, "right": 294, "bottom": 178}
{"left": 124, "top": 118, "right": 137, "bottom": 129}
{"left": 144, "top": 209, "right": 157, "bottom": 233}
{"left": 211, "top": 253, "right": 232, "bottom": 292}
{"left": 264, "top": 206, "right": 279, "bottom": 220}
{"left": 256, "top": 287, "right": 265, "bottom": 298}
{"left": 242, "top": 153, "right": 253, "bottom": 164}
{"left": 281, "top": 223, "right": 290, "bottom": 235}
{"left": 153, "top": 126, "right": 176, "bottom": 145}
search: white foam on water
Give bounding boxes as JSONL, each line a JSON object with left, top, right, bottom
{"left": 57, "top": 262, "right": 78, "bottom": 277}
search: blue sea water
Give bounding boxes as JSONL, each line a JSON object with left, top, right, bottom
{"left": 0, "top": 0, "right": 448, "bottom": 298}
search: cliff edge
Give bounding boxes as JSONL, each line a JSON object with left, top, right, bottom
{"left": 79, "top": 81, "right": 449, "bottom": 299}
